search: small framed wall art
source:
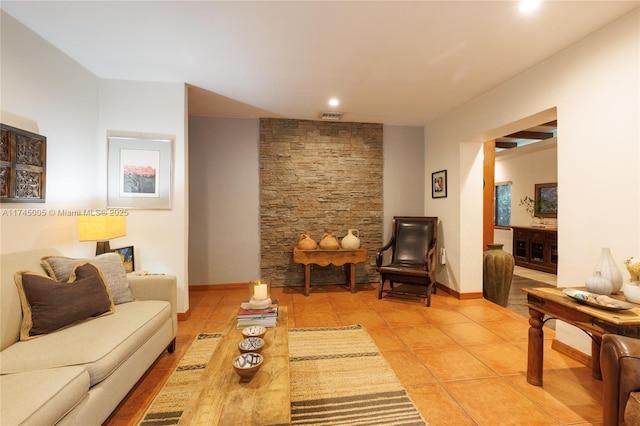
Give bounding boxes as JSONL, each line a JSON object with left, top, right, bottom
{"left": 112, "top": 246, "right": 135, "bottom": 273}
{"left": 107, "top": 136, "right": 173, "bottom": 209}
{"left": 432, "top": 169, "right": 447, "bottom": 198}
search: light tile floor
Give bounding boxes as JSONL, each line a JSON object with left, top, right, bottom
{"left": 514, "top": 265, "right": 558, "bottom": 286}
{"left": 106, "top": 277, "right": 602, "bottom": 426}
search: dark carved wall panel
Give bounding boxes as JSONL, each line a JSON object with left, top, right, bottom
{"left": 0, "top": 124, "right": 46, "bottom": 202}
{"left": 260, "top": 118, "right": 383, "bottom": 288}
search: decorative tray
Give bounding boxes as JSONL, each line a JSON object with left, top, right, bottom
{"left": 562, "top": 289, "right": 634, "bottom": 311}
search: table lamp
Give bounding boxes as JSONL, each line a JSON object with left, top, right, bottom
{"left": 78, "top": 215, "right": 126, "bottom": 255}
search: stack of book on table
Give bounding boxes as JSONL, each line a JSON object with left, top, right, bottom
{"left": 237, "top": 299, "right": 279, "bottom": 329}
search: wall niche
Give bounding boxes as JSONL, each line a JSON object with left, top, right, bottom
{"left": 260, "top": 118, "right": 383, "bottom": 288}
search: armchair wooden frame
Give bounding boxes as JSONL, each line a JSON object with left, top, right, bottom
{"left": 376, "top": 216, "right": 438, "bottom": 307}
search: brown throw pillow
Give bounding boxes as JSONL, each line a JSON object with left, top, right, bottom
{"left": 14, "top": 262, "right": 115, "bottom": 340}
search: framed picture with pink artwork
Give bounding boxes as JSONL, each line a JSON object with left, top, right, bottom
{"left": 107, "top": 136, "right": 173, "bottom": 209}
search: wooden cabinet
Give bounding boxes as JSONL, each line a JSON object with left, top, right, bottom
{"left": 511, "top": 226, "right": 557, "bottom": 274}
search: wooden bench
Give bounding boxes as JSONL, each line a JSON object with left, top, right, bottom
{"left": 293, "top": 247, "right": 368, "bottom": 295}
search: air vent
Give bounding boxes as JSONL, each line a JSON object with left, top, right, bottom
{"left": 319, "top": 111, "right": 343, "bottom": 120}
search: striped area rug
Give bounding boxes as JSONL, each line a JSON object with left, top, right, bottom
{"left": 138, "top": 325, "right": 427, "bottom": 425}
{"left": 138, "top": 333, "right": 222, "bottom": 425}
{"left": 289, "top": 325, "right": 427, "bottom": 425}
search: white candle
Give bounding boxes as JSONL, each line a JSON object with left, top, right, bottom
{"left": 254, "top": 283, "right": 268, "bottom": 300}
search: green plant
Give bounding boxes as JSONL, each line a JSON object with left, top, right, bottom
{"left": 519, "top": 195, "right": 537, "bottom": 218}
{"left": 519, "top": 195, "right": 555, "bottom": 219}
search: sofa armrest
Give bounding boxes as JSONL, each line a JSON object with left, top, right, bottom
{"left": 601, "top": 334, "right": 640, "bottom": 426}
{"left": 127, "top": 274, "right": 177, "bottom": 338}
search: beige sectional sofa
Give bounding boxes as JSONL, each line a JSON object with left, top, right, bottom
{"left": 0, "top": 248, "right": 178, "bottom": 425}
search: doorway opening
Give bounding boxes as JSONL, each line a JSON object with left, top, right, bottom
{"left": 482, "top": 110, "right": 558, "bottom": 314}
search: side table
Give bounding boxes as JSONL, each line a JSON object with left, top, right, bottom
{"left": 523, "top": 287, "right": 640, "bottom": 386}
{"left": 292, "top": 247, "right": 368, "bottom": 296}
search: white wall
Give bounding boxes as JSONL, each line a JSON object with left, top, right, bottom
{"left": 0, "top": 11, "right": 100, "bottom": 254}
{"left": 1, "top": 12, "right": 191, "bottom": 314}
{"left": 425, "top": 9, "right": 639, "bottom": 352}
{"left": 382, "top": 125, "right": 425, "bottom": 241}
{"left": 98, "top": 80, "right": 189, "bottom": 312}
{"left": 188, "top": 117, "right": 260, "bottom": 285}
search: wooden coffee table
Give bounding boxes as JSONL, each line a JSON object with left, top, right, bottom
{"left": 179, "top": 306, "right": 290, "bottom": 425}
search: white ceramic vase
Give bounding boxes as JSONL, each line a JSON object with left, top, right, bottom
{"left": 595, "top": 247, "right": 623, "bottom": 293}
{"left": 585, "top": 271, "right": 612, "bottom": 295}
{"left": 341, "top": 229, "right": 361, "bottom": 250}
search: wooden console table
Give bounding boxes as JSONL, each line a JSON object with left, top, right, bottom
{"left": 293, "top": 247, "right": 368, "bottom": 296}
{"left": 523, "top": 287, "right": 640, "bottom": 386}
{"left": 179, "top": 307, "right": 290, "bottom": 425}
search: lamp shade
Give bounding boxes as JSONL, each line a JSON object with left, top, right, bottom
{"left": 78, "top": 215, "right": 126, "bottom": 242}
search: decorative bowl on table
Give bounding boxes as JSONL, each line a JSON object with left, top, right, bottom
{"left": 238, "top": 337, "right": 265, "bottom": 353}
{"left": 562, "top": 288, "right": 634, "bottom": 310}
{"left": 623, "top": 283, "right": 640, "bottom": 304}
{"left": 241, "top": 325, "right": 266, "bottom": 339}
{"left": 232, "top": 352, "right": 263, "bottom": 381}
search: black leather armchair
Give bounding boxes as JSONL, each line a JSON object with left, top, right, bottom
{"left": 376, "top": 216, "right": 438, "bottom": 307}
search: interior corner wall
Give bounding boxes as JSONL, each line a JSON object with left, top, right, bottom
{"left": 0, "top": 10, "right": 100, "bottom": 255}
{"left": 187, "top": 118, "right": 425, "bottom": 287}
{"left": 98, "top": 80, "right": 189, "bottom": 313}
{"left": 382, "top": 125, "right": 426, "bottom": 241}
{"left": 425, "top": 9, "right": 639, "bottom": 353}
{"left": 1, "top": 12, "right": 190, "bottom": 314}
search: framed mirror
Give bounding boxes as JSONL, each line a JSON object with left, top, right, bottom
{"left": 535, "top": 182, "right": 557, "bottom": 218}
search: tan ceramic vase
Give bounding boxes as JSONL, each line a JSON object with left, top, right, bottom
{"left": 319, "top": 231, "right": 340, "bottom": 250}
{"left": 297, "top": 232, "right": 318, "bottom": 250}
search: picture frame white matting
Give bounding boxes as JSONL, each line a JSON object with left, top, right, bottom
{"left": 107, "top": 136, "right": 173, "bottom": 209}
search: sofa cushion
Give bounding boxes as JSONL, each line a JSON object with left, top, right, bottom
{"left": 14, "top": 263, "right": 115, "bottom": 340}
{"left": 0, "top": 366, "right": 89, "bottom": 426}
{"left": 41, "top": 253, "right": 134, "bottom": 304}
{"left": 0, "top": 300, "right": 171, "bottom": 386}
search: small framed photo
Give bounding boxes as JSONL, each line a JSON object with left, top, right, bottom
{"left": 112, "top": 246, "right": 135, "bottom": 273}
{"left": 432, "top": 170, "right": 447, "bottom": 198}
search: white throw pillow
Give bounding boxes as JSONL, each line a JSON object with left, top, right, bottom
{"left": 41, "top": 253, "right": 134, "bottom": 304}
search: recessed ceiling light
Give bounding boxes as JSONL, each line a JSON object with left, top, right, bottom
{"left": 328, "top": 98, "right": 340, "bottom": 107}
{"left": 519, "top": 0, "right": 540, "bottom": 13}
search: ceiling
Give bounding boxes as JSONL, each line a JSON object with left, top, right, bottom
{"left": 2, "top": 1, "right": 638, "bottom": 126}
{"left": 496, "top": 120, "right": 557, "bottom": 150}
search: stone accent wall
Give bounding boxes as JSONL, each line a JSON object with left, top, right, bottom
{"left": 260, "top": 118, "right": 383, "bottom": 288}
